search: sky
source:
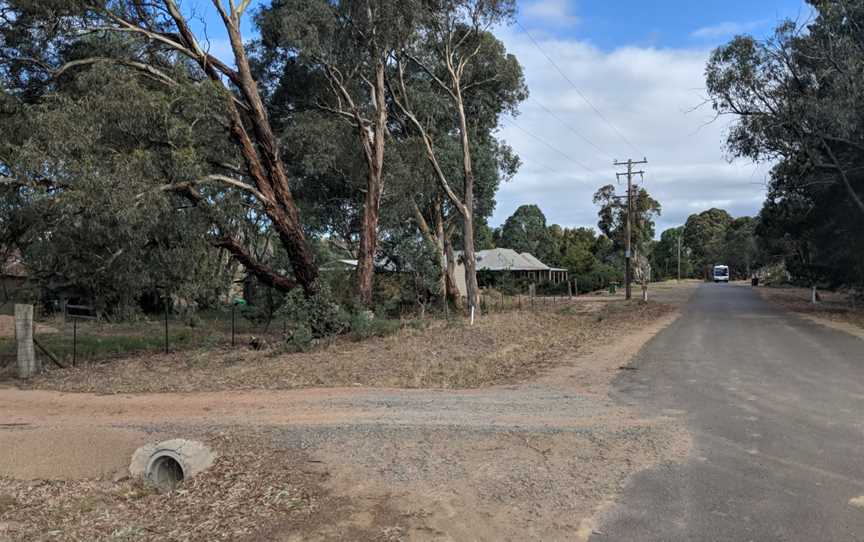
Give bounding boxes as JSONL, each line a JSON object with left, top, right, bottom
{"left": 494, "top": 0, "right": 813, "bottom": 235}
{"left": 190, "top": 0, "right": 813, "bottom": 236}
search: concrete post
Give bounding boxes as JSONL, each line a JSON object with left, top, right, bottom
{"left": 15, "top": 304, "right": 38, "bottom": 378}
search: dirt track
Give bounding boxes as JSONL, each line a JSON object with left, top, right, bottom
{"left": 0, "top": 284, "right": 698, "bottom": 540}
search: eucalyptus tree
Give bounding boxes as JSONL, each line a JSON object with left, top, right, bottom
{"left": 1, "top": 0, "right": 320, "bottom": 296}
{"left": 706, "top": 2, "right": 864, "bottom": 288}
{"left": 682, "top": 208, "right": 733, "bottom": 275}
{"left": 593, "top": 184, "right": 661, "bottom": 257}
{"left": 0, "top": 60, "right": 234, "bottom": 310}
{"left": 388, "top": 0, "right": 527, "bottom": 312}
{"left": 257, "top": 0, "right": 415, "bottom": 305}
{"left": 394, "top": 129, "right": 517, "bottom": 307}
{"left": 497, "top": 204, "right": 553, "bottom": 262}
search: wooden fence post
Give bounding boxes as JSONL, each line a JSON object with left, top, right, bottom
{"left": 15, "top": 304, "right": 38, "bottom": 379}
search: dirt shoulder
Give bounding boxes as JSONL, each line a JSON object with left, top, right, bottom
{"left": 20, "top": 300, "right": 673, "bottom": 394}
{"left": 0, "top": 284, "right": 699, "bottom": 541}
{"left": 756, "top": 286, "right": 864, "bottom": 339}
{"left": 0, "top": 429, "right": 399, "bottom": 542}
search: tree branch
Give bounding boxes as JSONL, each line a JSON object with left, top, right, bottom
{"left": 51, "top": 57, "right": 179, "bottom": 86}
{"left": 137, "top": 174, "right": 266, "bottom": 202}
{"left": 213, "top": 237, "right": 297, "bottom": 291}
{"left": 405, "top": 52, "right": 457, "bottom": 100}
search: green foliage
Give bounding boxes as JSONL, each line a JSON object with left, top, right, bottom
{"left": 535, "top": 280, "right": 569, "bottom": 296}
{"left": 2, "top": 57, "right": 238, "bottom": 315}
{"left": 285, "top": 323, "right": 314, "bottom": 353}
{"left": 349, "top": 311, "right": 400, "bottom": 341}
{"left": 593, "top": 184, "right": 661, "bottom": 251}
{"left": 497, "top": 204, "right": 553, "bottom": 262}
{"left": 723, "top": 217, "right": 760, "bottom": 278}
{"left": 683, "top": 208, "right": 733, "bottom": 273}
{"left": 574, "top": 261, "right": 621, "bottom": 294}
{"left": 705, "top": 6, "right": 864, "bottom": 288}
{"left": 651, "top": 226, "right": 695, "bottom": 280}
{"left": 277, "top": 284, "right": 350, "bottom": 339}
{"left": 0, "top": 0, "right": 532, "bottom": 320}
{"left": 492, "top": 270, "right": 520, "bottom": 295}
{"left": 379, "top": 228, "right": 442, "bottom": 311}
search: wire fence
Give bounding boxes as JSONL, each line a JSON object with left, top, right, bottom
{"left": 1, "top": 292, "right": 587, "bottom": 370}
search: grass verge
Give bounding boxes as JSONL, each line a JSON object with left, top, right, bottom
{"left": 22, "top": 300, "right": 675, "bottom": 394}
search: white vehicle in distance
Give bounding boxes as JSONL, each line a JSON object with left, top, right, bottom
{"left": 713, "top": 265, "right": 730, "bottom": 283}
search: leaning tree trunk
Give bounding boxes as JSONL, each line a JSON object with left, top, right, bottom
{"left": 199, "top": 4, "right": 319, "bottom": 296}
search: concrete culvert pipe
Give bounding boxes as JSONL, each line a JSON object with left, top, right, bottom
{"left": 147, "top": 451, "right": 185, "bottom": 489}
{"left": 130, "top": 439, "right": 216, "bottom": 490}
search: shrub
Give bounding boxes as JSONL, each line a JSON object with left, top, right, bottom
{"left": 276, "top": 283, "right": 350, "bottom": 339}
{"left": 286, "top": 323, "right": 314, "bottom": 352}
{"left": 536, "top": 280, "right": 569, "bottom": 296}
{"left": 349, "top": 311, "right": 400, "bottom": 341}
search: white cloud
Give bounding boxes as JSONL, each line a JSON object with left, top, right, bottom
{"left": 521, "top": 0, "right": 580, "bottom": 26}
{"left": 690, "top": 20, "right": 768, "bottom": 39}
{"left": 490, "top": 27, "right": 770, "bottom": 236}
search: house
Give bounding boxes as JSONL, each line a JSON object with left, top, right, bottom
{"left": 452, "top": 248, "right": 568, "bottom": 296}
{"left": 322, "top": 248, "right": 568, "bottom": 298}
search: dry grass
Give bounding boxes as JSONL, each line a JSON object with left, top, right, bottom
{"left": 757, "top": 286, "right": 864, "bottom": 330}
{"left": 0, "top": 430, "right": 403, "bottom": 542}
{"left": 22, "top": 300, "right": 675, "bottom": 394}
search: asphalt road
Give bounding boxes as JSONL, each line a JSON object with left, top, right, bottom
{"left": 594, "top": 283, "right": 864, "bottom": 542}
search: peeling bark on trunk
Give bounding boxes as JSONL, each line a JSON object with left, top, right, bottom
{"left": 219, "top": 13, "right": 318, "bottom": 296}
{"left": 355, "top": 60, "right": 388, "bottom": 306}
{"left": 413, "top": 197, "right": 462, "bottom": 309}
{"left": 443, "top": 235, "right": 463, "bottom": 308}
{"left": 160, "top": 1, "right": 319, "bottom": 296}
{"left": 454, "top": 88, "right": 481, "bottom": 313}
{"left": 355, "top": 180, "right": 381, "bottom": 305}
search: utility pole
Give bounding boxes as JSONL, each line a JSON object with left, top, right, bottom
{"left": 614, "top": 158, "right": 647, "bottom": 300}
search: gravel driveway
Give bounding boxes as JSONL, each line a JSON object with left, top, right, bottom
{"left": 0, "top": 284, "right": 698, "bottom": 540}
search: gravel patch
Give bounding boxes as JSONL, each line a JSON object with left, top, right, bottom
{"left": 0, "top": 287, "right": 697, "bottom": 540}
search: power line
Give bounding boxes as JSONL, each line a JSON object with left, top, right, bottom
{"left": 531, "top": 98, "right": 615, "bottom": 162}
{"left": 506, "top": 120, "right": 602, "bottom": 178}
{"left": 521, "top": 158, "right": 567, "bottom": 177}
{"left": 516, "top": 19, "right": 643, "bottom": 157}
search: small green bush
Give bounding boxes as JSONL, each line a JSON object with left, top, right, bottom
{"left": 277, "top": 283, "right": 350, "bottom": 338}
{"left": 408, "top": 318, "right": 430, "bottom": 331}
{"left": 349, "top": 312, "right": 400, "bottom": 341}
{"left": 286, "top": 323, "right": 314, "bottom": 352}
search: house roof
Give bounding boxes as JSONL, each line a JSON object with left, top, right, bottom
{"left": 327, "top": 248, "right": 561, "bottom": 274}
{"left": 471, "top": 248, "right": 550, "bottom": 271}
{"left": 515, "top": 252, "right": 551, "bottom": 270}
